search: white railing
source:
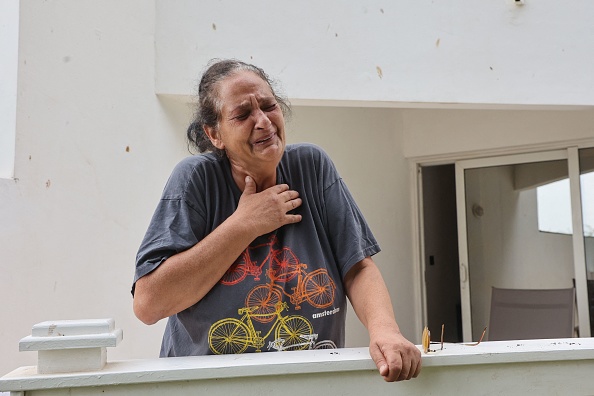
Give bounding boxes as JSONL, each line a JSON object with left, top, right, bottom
{"left": 2, "top": 319, "right": 594, "bottom": 395}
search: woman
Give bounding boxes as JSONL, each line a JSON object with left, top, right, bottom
{"left": 132, "top": 59, "right": 421, "bottom": 382}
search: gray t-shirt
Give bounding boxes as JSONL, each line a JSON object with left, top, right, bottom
{"left": 134, "top": 143, "right": 380, "bottom": 356}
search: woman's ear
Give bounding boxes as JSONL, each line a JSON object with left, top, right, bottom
{"left": 204, "top": 126, "right": 224, "bottom": 150}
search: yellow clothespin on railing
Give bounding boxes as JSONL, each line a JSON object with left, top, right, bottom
{"left": 422, "top": 326, "right": 430, "bottom": 354}
{"left": 422, "top": 324, "right": 445, "bottom": 354}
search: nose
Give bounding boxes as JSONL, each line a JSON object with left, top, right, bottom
{"left": 254, "top": 108, "right": 272, "bottom": 130}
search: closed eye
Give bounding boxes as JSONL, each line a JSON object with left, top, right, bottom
{"left": 231, "top": 103, "right": 277, "bottom": 121}
{"left": 234, "top": 112, "right": 250, "bottom": 121}
{"left": 262, "top": 103, "right": 278, "bottom": 112}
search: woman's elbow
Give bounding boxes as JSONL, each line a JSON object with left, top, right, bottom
{"left": 133, "top": 281, "right": 163, "bottom": 325}
{"left": 133, "top": 295, "right": 161, "bottom": 325}
{"left": 133, "top": 297, "right": 159, "bottom": 325}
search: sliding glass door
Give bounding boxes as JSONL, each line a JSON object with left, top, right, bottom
{"left": 454, "top": 149, "right": 591, "bottom": 341}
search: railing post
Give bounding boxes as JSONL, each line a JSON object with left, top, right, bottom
{"left": 18, "top": 318, "right": 122, "bottom": 374}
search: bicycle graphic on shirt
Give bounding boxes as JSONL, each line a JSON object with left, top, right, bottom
{"left": 220, "top": 234, "right": 299, "bottom": 285}
{"left": 208, "top": 302, "right": 314, "bottom": 355}
{"left": 267, "top": 334, "right": 337, "bottom": 351}
{"left": 245, "top": 263, "right": 336, "bottom": 323}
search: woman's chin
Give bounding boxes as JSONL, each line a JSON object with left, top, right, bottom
{"left": 254, "top": 140, "right": 284, "bottom": 159}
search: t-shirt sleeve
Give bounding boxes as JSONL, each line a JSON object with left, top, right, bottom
{"left": 132, "top": 161, "right": 207, "bottom": 295}
{"left": 318, "top": 152, "right": 380, "bottom": 280}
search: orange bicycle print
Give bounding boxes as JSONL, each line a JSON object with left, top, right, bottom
{"left": 208, "top": 302, "right": 313, "bottom": 355}
{"left": 245, "top": 263, "right": 336, "bottom": 323}
{"left": 220, "top": 234, "right": 298, "bottom": 285}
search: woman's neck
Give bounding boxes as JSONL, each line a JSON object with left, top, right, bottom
{"left": 230, "top": 166, "right": 277, "bottom": 192}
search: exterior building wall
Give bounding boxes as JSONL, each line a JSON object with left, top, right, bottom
{"left": 155, "top": 0, "right": 594, "bottom": 107}
{"left": 1, "top": 0, "right": 594, "bottom": 378}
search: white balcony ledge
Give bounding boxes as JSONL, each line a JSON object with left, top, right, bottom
{"left": 2, "top": 338, "right": 594, "bottom": 395}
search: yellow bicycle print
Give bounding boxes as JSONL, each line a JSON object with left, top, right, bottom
{"left": 208, "top": 302, "right": 314, "bottom": 355}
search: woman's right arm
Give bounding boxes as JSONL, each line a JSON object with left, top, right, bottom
{"left": 133, "top": 176, "right": 302, "bottom": 325}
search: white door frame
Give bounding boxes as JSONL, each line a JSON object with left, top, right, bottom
{"left": 568, "top": 147, "right": 591, "bottom": 338}
{"left": 414, "top": 146, "right": 592, "bottom": 343}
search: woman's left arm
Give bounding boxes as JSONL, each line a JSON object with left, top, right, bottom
{"left": 343, "top": 257, "right": 422, "bottom": 382}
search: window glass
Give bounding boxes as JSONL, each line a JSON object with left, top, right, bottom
{"left": 537, "top": 179, "right": 573, "bottom": 235}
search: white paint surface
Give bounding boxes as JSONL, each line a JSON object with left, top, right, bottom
{"left": 20, "top": 330, "right": 122, "bottom": 351}
{"left": 0, "top": 0, "right": 19, "bottom": 179}
{"left": 155, "top": 0, "right": 594, "bottom": 107}
{"left": 2, "top": 0, "right": 594, "bottom": 380}
{"left": 36, "top": 348, "right": 107, "bottom": 375}
{"left": 19, "top": 319, "right": 122, "bottom": 374}
{"left": 2, "top": 340, "right": 594, "bottom": 395}
{"left": 31, "top": 318, "right": 115, "bottom": 337}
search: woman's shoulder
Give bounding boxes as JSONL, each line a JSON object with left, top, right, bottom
{"left": 164, "top": 153, "right": 225, "bottom": 196}
{"left": 284, "top": 143, "right": 332, "bottom": 163}
{"left": 282, "top": 143, "right": 339, "bottom": 183}
{"left": 171, "top": 152, "right": 224, "bottom": 176}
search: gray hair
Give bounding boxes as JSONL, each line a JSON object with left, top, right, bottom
{"left": 186, "top": 59, "right": 292, "bottom": 156}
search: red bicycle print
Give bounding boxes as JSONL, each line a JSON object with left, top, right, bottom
{"left": 220, "top": 234, "right": 298, "bottom": 286}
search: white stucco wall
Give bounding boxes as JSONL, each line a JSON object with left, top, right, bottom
{"left": 2, "top": 0, "right": 594, "bottom": 379}
{"left": 0, "top": 0, "right": 172, "bottom": 376}
{"left": 287, "top": 106, "right": 412, "bottom": 345}
{"left": 155, "top": 0, "right": 594, "bottom": 107}
{"left": 402, "top": 108, "right": 594, "bottom": 159}
{"left": 0, "top": 0, "right": 19, "bottom": 178}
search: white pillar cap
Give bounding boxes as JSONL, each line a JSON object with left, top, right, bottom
{"left": 31, "top": 318, "right": 115, "bottom": 337}
{"left": 19, "top": 318, "right": 123, "bottom": 374}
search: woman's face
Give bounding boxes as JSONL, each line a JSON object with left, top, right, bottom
{"left": 207, "top": 70, "right": 286, "bottom": 176}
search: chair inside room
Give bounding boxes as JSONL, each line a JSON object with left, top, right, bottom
{"left": 488, "top": 286, "right": 575, "bottom": 341}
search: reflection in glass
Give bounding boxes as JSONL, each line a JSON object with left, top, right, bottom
{"left": 537, "top": 179, "right": 573, "bottom": 235}
{"left": 465, "top": 160, "right": 575, "bottom": 341}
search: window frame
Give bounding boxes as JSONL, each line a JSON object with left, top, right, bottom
{"left": 412, "top": 140, "right": 594, "bottom": 342}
